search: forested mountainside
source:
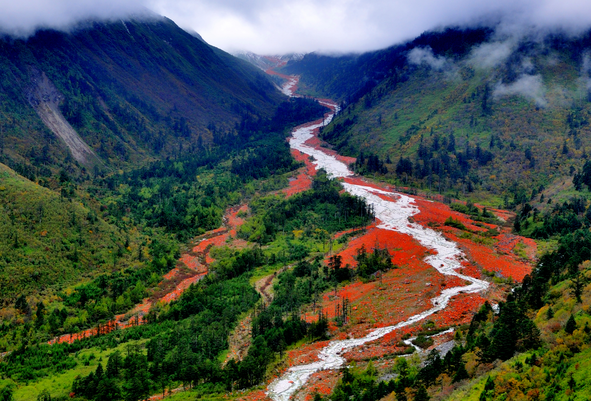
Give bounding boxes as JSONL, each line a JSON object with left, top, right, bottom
{"left": 283, "top": 27, "right": 591, "bottom": 211}
{"left": 0, "top": 16, "right": 283, "bottom": 178}
{"left": 0, "top": 14, "right": 330, "bottom": 381}
{"left": 0, "top": 92, "right": 327, "bottom": 327}
{"left": 6, "top": 16, "right": 591, "bottom": 401}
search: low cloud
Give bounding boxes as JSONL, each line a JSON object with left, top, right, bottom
{"left": 0, "top": 0, "right": 147, "bottom": 37}
{"left": 4, "top": 0, "right": 591, "bottom": 54}
{"left": 580, "top": 52, "right": 591, "bottom": 92}
{"left": 469, "top": 41, "right": 515, "bottom": 69}
{"left": 146, "top": 0, "right": 591, "bottom": 54}
{"left": 493, "top": 74, "right": 547, "bottom": 107}
{"left": 408, "top": 46, "right": 456, "bottom": 75}
{"left": 408, "top": 47, "right": 446, "bottom": 70}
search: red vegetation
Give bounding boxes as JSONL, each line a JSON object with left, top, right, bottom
{"left": 447, "top": 232, "right": 531, "bottom": 282}
{"left": 283, "top": 171, "right": 313, "bottom": 197}
{"left": 431, "top": 293, "right": 487, "bottom": 327}
{"left": 496, "top": 234, "right": 538, "bottom": 260}
{"left": 283, "top": 149, "right": 318, "bottom": 197}
{"left": 303, "top": 370, "right": 341, "bottom": 401}
{"left": 287, "top": 340, "right": 330, "bottom": 366}
{"left": 410, "top": 196, "right": 534, "bottom": 282}
{"left": 413, "top": 197, "right": 492, "bottom": 232}
{"left": 298, "top": 226, "right": 445, "bottom": 340}
{"left": 265, "top": 67, "right": 298, "bottom": 95}
{"left": 333, "top": 224, "right": 431, "bottom": 269}
{"left": 48, "top": 204, "right": 249, "bottom": 346}
{"left": 293, "top": 183, "right": 533, "bottom": 368}
{"left": 227, "top": 205, "right": 249, "bottom": 237}
{"left": 333, "top": 227, "right": 363, "bottom": 240}
{"left": 301, "top": 130, "right": 356, "bottom": 167}
{"left": 235, "top": 390, "right": 272, "bottom": 401}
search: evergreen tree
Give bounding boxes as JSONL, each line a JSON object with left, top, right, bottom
{"left": 15, "top": 295, "right": 30, "bottom": 314}
{"left": 0, "top": 386, "right": 13, "bottom": 401}
{"left": 569, "top": 271, "right": 589, "bottom": 303}
{"left": 568, "top": 374, "right": 576, "bottom": 390}
{"left": 35, "top": 302, "right": 45, "bottom": 328}
{"left": 107, "top": 351, "right": 123, "bottom": 378}
{"left": 36, "top": 390, "right": 51, "bottom": 401}
{"left": 95, "top": 363, "right": 104, "bottom": 381}
{"left": 453, "top": 362, "right": 469, "bottom": 382}
{"left": 414, "top": 383, "right": 430, "bottom": 401}
{"left": 95, "top": 378, "right": 122, "bottom": 401}
{"left": 565, "top": 314, "right": 577, "bottom": 334}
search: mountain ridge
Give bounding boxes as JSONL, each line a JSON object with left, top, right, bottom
{"left": 0, "top": 16, "right": 284, "bottom": 177}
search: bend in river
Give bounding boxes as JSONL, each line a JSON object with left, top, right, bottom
{"left": 266, "top": 81, "right": 490, "bottom": 401}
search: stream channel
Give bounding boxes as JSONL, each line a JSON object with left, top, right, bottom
{"left": 266, "top": 81, "right": 490, "bottom": 401}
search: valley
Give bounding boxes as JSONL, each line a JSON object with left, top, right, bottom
{"left": 0, "top": 68, "right": 537, "bottom": 401}
{"left": 4, "top": 16, "right": 591, "bottom": 401}
{"left": 264, "top": 75, "right": 533, "bottom": 401}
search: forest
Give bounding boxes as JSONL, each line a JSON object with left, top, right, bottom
{"left": 8, "top": 19, "right": 591, "bottom": 401}
{"left": 0, "top": 169, "right": 377, "bottom": 400}
{"left": 0, "top": 96, "right": 327, "bottom": 357}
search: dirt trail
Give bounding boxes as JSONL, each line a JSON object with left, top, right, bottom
{"left": 255, "top": 274, "right": 276, "bottom": 305}
{"left": 223, "top": 272, "right": 279, "bottom": 365}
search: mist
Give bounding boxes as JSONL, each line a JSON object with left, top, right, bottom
{"left": 493, "top": 75, "right": 548, "bottom": 108}
{"left": 4, "top": 0, "right": 591, "bottom": 54}
{"left": 147, "top": 0, "right": 591, "bottom": 54}
{"left": 0, "top": 0, "right": 147, "bottom": 37}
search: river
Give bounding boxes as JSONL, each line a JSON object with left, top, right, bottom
{"left": 266, "top": 81, "right": 490, "bottom": 401}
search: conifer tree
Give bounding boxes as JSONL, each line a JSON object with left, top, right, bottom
{"left": 0, "top": 386, "right": 13, "bottom": 401}
{"left": 453, "top": 362, "right": 469, "bottom": 383}
{"left": 565, "top": 314, "right": 577, "bottom": 334}
{"left": 414, "top": 383, "right": 430, "bottom": 401}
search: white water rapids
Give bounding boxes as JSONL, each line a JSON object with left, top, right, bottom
{"left": 266, "top": 92, "right": 490, "bottom": 401}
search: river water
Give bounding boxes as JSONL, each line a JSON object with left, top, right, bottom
{"left": 266, "top": 85, "right": 489, "bottom": 401}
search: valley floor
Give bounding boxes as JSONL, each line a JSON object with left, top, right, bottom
{"left": 236, "top": 74, "right": 536, "bottom": 401}
{"left": 16, "top": 72, "right": 536, "bottom": 401}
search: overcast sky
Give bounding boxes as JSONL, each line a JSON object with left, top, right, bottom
{"left": 2, "top": 0, "right": 591, "bottom": 54}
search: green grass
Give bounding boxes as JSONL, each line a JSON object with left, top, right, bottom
{"left": 316, "top": 47, "right": 591, "bottom": 206}
{"left": 13, "top": 340, "right": 147, "bottom": 401}
{"left": 0, "top": 163, "right": 142, "bottom": 305}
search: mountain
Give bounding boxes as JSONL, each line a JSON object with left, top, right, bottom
{"left": 6, "top": 16, "right": 591, "bottom": 401}
{"left": 235, "top": 52, "right": 305, "bottom": 71}
{"left": 0, "top": 16, "right": 283, "bottom": 178}
{"left": 282, "top": 27, "right": 591, "bottom": 211}
{"left": 282, "top": 27, "right": 492, "bottom": 102}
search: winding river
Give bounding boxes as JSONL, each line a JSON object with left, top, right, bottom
{"left": 266, "top": 82, "right": 490, "bottom": 401}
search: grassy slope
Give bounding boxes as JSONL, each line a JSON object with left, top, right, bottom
{"left": 0, "top": 162, "right": 140, "bottom": 306}
{"left": 287, "top": 32, "right": 591, "bottom": 208}
{"left": 326, "top": 59, "right": 586, "bottom": 199}
{"left": 444, "top": 276, "right": 591, "bottom": 401}
{"left": 11, "top": 340, "right": 147, "bottom": 401}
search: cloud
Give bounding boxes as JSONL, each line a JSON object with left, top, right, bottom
{"left": 0, "top": 0, "right": 148, "bottom": 37}
{"left": 408, "top": 47, "right": 447, "bottom": 70}
{"left": 493, "top": 74, "right": 547, "bottom": 107}
{"left": 469, "top": 41, "right": 515, "bottom": 69}
{"left": 146, "top": 0, "right": 591, "bottom": 54}
{"left": 407, "top": 47, "right": 457, "bottom": 76}
{"left": 580, "top": 52, "right": 591, "bottom": 91}
{"left": 4, "top": 0, "right": 591, "bottom": 53}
